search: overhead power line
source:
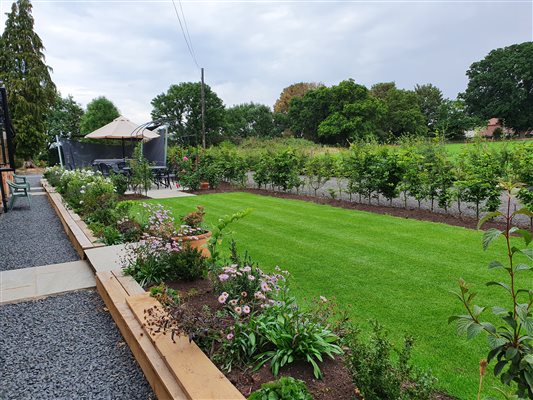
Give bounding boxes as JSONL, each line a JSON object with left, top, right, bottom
{"left": 171, "top": 0, "right": 199, "bottom": 69}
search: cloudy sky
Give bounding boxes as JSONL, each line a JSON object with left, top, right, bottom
{"left": 1, "top": 0, "right": 531, "bottom": 123}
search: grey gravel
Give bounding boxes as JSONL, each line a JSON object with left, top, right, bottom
{"left": 245, "top": 172, "right": 531, "bottom": 227}
{"left": 0, "top": 290, "right": 154, "bottom": 400}
{"left": 0, "top": 175, "right": 79, "bottom": 271}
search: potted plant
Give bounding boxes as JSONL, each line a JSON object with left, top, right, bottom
{"left": 172, "top": 205, "right": 211, "bottom": 257}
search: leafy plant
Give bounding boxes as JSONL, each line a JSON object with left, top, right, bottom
{"left": 450, "top": 181, "right": 533, "bottom": 399}
{"left": 101, "top": 226, "right": 122, "bottom": 245}
{"left": 167, "top": 244, "right": 208, "bottom": 281}
{"left": 181, "top": 205, "right": 205, "bottom": 230}
{"left": 344, "top": 321, "right": 436, "bottom": 400}
{"left": 110, "top": 171, "right": 128, "bottom": 195}
{"left": 207, "top": 208, "right": 251, "bottom": 265}
{"left": 248, "top": 377, "right": 313, "bottom": 400}
{"left": 255, "top": 290, "right": 343, "bottom": 379}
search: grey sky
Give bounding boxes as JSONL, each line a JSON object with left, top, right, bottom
{"left": 1, "top": 0, "right": 531, "bottom": 124}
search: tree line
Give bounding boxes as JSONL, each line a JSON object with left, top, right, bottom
{"left": 174, "top": 139, "right": 533, "bottom": 221}
{"left": 0, "top": 0, "right": 531, "bottom": 162}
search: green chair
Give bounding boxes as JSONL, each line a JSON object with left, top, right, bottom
{"left": 13, "top": 174, "right": 30, "bottom": 189}
{"left": 7, "top": 180, "right": 32, "bottom": 210}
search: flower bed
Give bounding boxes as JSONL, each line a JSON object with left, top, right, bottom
{"left": 120, "top": 203, "right": 440, "bottom": 400}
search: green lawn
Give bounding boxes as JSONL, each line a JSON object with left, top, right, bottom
{"left": 136, "top": 192, "right": 527, "bottom": 399}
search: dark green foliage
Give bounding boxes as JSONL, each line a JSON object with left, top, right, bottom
{"left": 130, "top": 145, "right": 152, "bottom": 195}
{"left": 225, "top": 103, "right": 280, "bottom": 141}
{"left": 414, "top": 83, "right": 444, "bottom": 133}
{"left": 462, "top": 42, "right": 533, "bottom": 133}
{"left": 248, "top": 377, "right": 313, "bottom": 400}
{"left": 344, "top": 321, "right": 435, "bottom": 400}
{"left": 0, "top": 0, "right": 56, "bottom": 160}
{"left": 79, "top": 96, "right": 119, "bottom": 134}
{"left": 167, "top": 245, "right": 208, "bottom": 281}
{"left": 435, "top": 99, "right": 480, "bottom": 140}
{"left": 101, "top": 226, "right": 121, "bottom": 245}
{"left": 372, "top": 83, "right": 427, "bottom": 138}
{"left": 45, "top": 94, "right": 84, "bottom": 141}
{"left": 110, "top": 172, "right": 128, "bottom": 195}
{"left": 151, "top": 82, "right": 225, "bottom": 146}
{"left": 269, "top": 148, "right": 302, "bottom": 191}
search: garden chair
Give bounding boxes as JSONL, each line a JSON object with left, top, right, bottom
{"left": 13, "top": 174, "right": 29, "bottom": 188}
{"left": 7, "top": 180, "right": 31, "bottom": 210}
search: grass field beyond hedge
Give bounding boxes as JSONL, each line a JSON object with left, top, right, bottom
{"left": 137, "top": 192, "right": 527, "bottom": 399}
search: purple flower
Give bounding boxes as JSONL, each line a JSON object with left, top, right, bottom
{"left": 218, "top": 273, "right": 230, "bottom": 282}
{"left": 242, "top": 305, "right": 250, "bottom": 314}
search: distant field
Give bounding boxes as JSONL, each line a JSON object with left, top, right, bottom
{"left": 444, "top": 139, "right": 533, "bottom": 157}
{"left": 132, "top": 192, "right": 531, "bottom": 399}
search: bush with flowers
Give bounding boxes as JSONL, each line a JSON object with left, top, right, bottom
{"left": 122, "top": 203, "right": 208, "bottom": 286}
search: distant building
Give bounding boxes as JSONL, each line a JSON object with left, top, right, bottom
{"left": 479, "top": 118, "right": 514, "bottom": 138}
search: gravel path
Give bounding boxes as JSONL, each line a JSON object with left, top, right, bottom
{"left": 0, "top": 290, "right": 154, "bottom": 400}
{"left": 245, "top": 173, "right": 531, "bottom": 227}
{"left": 0, "top": 176, "right": 79, "bottom": 271}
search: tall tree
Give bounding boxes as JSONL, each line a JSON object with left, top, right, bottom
{"left": 274, "top": 82, "right": 323, "bottom": 113}
{"left": 224, "top": 103, "right": 279, "bottom": 141}
{"left": 45, "top": 94, "right": 84, "bottom": 141}
{"left": 371, "top": 83, "right": 427, "bottom": 138}
{"left": 414, "top": 83, "right": 444, "bottom": 133}
{"left": 79, "top": 96, "right": 119, "bottom": 134}
{"left": 462, "top": 42, "right": 533, "bottom": 133}
{"left": 151, "top": 82, "right": 225, "bottom": 145}
{"left": 0, "top": 0, "right": 56, "bottom": 161}
{"left": 435, "top": 99, "right": 480, "bottom": 140}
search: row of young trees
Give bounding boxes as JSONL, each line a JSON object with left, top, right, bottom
{"left": 197, "top": 140, "right": 533, "bottom": 221}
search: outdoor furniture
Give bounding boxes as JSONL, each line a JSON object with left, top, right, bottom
{"left": 7, "top": 180, "right": 31, "bottom": 210}
{"left": 13, "top": 174, "right": 29, "bottom": 187}
{"left": 98, "top": 163, "right": 111, "bottom": 177}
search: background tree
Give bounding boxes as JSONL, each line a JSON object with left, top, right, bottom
{"left": 151, "top": 82, "right": 225, "bottom": 146}
{"left": 273, "top": 82, "right": 322, "bottom": 113}
{"left": 0, "top": 0, "right": 56, "bottom": 162}
{"left": 371, "top": 83, "right": 427, "bottom": 138}
{"left": 45, "top": 94, "right": 84, "bottom": 141}
{"left": 79, "top": 96, "right": 119, "bottom": 134}
{"left": 435, "top": 99, "right": 480, "bottom": 140}
{"left": 462, "top": 42, "right": 533, "bottom": 133}
{"left": 414, "top": 83, "right": 444, "bottom": 133}
{"left": 224, "top": 103, "right": 279, "bottom": 141}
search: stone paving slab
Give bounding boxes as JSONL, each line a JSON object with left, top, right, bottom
{"left": 126, "top": 188, "right": 196, "bottom": 199}
{"left": 0, "top": 260, "right": 95, "bottom": 304}
{"left": 85, "top": 243, "right": 131, "bottom": 273}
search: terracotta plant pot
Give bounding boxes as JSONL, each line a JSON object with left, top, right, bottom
{"left": 172, "top": 231, "right": 211, "bottom": 258}
{"left": 200, "top": 181, "right": 209, "bottom": 190}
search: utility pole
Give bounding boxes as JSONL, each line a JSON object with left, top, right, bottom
{"left": 200, "top": 67, "right": 206, "bottom": 149}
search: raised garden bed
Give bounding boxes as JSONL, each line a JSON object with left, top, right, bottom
{"left": 95, "top": 268, "right": 244, "bottom": 400}
{"left": 41, "top": 178, "right": 104, "bottom": 258}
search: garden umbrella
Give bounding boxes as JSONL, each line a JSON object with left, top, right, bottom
{"left": 84, "top": 116, "right": 159, "bottom": 158}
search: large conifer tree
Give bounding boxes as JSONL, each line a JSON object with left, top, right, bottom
{"left": 0, "top": 0, "right": 56, "bottom": 162}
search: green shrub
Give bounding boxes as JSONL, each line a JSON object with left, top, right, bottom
{"left": 110, "top": 172, "right": 128, "bottom": 195}
{"left": 167, "top": 244, "right": 208, "bottom": 281}
{"left": 101, "top": 226, "right": 122, "bottom": 245}
{"left": 248, "top": 377, "right": 313, "bottom": 400}
{"left": 344, "top": 321, "right": 435, "bottom": 400}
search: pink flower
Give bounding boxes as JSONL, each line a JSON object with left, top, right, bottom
{"left": 226, "top": 333, "right": 234, "bottom": 340}
{"left": 218, "top": 292, "right": 228, "bottom": 304}
{"left": 241, "top": 291, "right": 248, "bottom": 298}
{"left": 254, "top": 292, "right": 266, "bottom": 300}
{"left": 183, "top": 156, "right": 189, "bottom": 161}
{"left": 234, "top": 306, "right": 242, "bottom": 315}
{"left": 242, "top": 305, "right": 250, "bottom": 314}
{"left": 261, "top": 281, "right": 271, "bottom": 292}
{"left": 218, "top": 273, "right": 230, "bottom": 282}
{"left": 248, "top": 275, "right": 256, "bottom": 281}
{"left": 229, "top": 299, "right": 238, "bottom": 306}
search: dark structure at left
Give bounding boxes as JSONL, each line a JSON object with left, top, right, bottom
{"left": 0, "top": 85, "right": 17, "bottom": 213}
